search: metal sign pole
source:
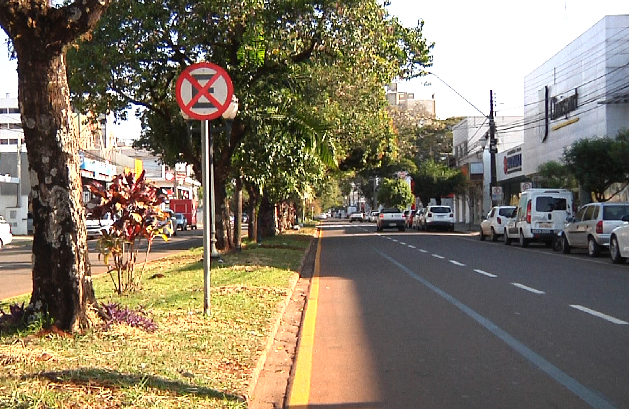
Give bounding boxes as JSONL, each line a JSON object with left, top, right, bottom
{"left": 201, "top": 119, "right": 211, "bottom": 315}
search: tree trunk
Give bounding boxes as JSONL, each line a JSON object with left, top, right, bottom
{"left": 233, "top": 177, "right": 243, "bottom": 250}
{"left": 213, "top": 164, "right": 232, "bottom": 251}
{"left": 14, "top": 41, "right": 97, "bottom": 332}
{"left": 259, "top": 191, "right": 276, "bottom": 239}
{"left": 247, "top": 185, "right": 260, "bottom": 242}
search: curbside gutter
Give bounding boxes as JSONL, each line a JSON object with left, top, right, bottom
{"left": 247, "top": 227, "right": 319, "bottom": 408}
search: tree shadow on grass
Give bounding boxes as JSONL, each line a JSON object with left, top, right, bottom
{"left": 30, "top": 367, "right": 245, "bottom": 403}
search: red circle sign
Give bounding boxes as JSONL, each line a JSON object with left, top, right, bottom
{"left": 175, "top": 62, "right": 234, "bottom": 120}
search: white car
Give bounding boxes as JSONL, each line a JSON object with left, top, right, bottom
{"left": 420, "top": 205, "right": 454, "bottom": 232}
{"left": 609, "top": 215, "right": 629, "bottom": 264}
{"left": 480, "top": 206, "right": 516, "bottom": 242}
{"left": 0, "top": 216, "right": 13, "bottom": 249}
{"left": 85, "top": 212, "right": 114, "bottom": 238}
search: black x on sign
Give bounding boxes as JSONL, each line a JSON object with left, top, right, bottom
{"left": 176, "top": 62, "right": 234, "bottom": 121}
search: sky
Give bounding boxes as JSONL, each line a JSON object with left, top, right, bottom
{"left": 0, "top": 1, "right": 627, "bottom": 137}
{"left": 385, "top": 0, "right": 628, "bottom": 119}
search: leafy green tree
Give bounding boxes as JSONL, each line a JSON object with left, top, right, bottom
{"left": 377, "top": 178, "right": 414, "bottom": 209}
{"left": 563, "top": 133, "right": 628, "bottom": 202}
{"left": 67, "top": 0, "right": 434, "bottom": 250}
{"left": 0, "top": 0, "right": 112, "bottom": 332}
{"left": 411, "top": 159, "right": 466, "bottom": 206}
{"left": 536, "top": 161, "right": 576, "bottom": 189}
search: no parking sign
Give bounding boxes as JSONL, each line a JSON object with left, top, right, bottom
{"left": 175, "top": 62, "right": 234, "bottom": 121}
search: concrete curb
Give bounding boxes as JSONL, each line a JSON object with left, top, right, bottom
{"left": 247, "top": 227, "right": 319, "bottom": 407}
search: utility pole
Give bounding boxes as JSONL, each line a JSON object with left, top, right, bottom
{"left": 489, "top": 90, "right": 497, "bottom": 206}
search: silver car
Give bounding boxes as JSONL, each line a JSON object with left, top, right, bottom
{"left": 560, "top": 202, "right": 629, "bottom": 257}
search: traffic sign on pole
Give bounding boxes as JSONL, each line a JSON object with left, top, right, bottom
{"left": 176, "top": 62, "right": 234, "bottom": 121}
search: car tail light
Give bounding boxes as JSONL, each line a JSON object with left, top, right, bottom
{"left": 449, "top": 213, "right": 453, "bottom": 217}
{"left": 526, "top": 201, "right": 532, "bottom": 224}
{"left": 596, "top": 220, "right": 603, "bottom": 234}
{"left": 497, "top": 216, "right": 502, "bottom": 224}
{"left": 427, "top": 212, "right": 433, "bottom": 217}
{"left": 379, "top": 213, "right": 384, "bottom": 219}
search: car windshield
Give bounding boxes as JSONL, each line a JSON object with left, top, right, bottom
{"left": 603, "top": 205, "right": 629, "bottom": 220}
{"left": 430, "top": 207, "right": 451, "bottom": 213}
{"left": 498, "top": 207, "right": 516, "bottom": 217}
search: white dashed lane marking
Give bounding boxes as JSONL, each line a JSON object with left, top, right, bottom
{"left": 474, "top": 269, "right": 497, "bottom": 278}
{"left": 511, "top": 283, "right": 545, "bottom": 295}
{"left": 432, "top": 254, "right": 445, "bottom": 259}
{"left": 570, "top": 305, "right": 629, "bottom": 325}
{"left": 449, "top": 260, "right": 466, "bottom": 267}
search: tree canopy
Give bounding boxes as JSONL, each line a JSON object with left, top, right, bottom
{"left": 563, "top": 130, "right": 629, "bottom": 202}
{"left": 377, "top": 177, "right": 414, "bottom": 209}
{"left": 67, "top": 0, "right": 434, "bottom": 246}
{"left": 410, "top": 159, "right": 466, "bottom": 206}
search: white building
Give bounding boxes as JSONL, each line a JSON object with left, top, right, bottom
{"left": 452, "top": 116, "right": 523, "bottom": 224}
{"left": 518, "top": 14, "right": 629, "bottom": 203}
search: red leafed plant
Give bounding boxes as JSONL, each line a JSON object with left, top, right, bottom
{"left": 87, "top": 171, "right": 170, "bottom": 294}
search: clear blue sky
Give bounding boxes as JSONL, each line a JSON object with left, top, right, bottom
{"left": 1, "top": 1, "right": 627, "bottom": 135}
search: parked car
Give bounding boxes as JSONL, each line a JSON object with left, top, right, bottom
{"left": 315, "top": 213, "right": 328, "bottom": 220}
{"left": 412, "top": 209, "right": 425, "bottom": 230}
{"left": 369, "top": 211, "right": 379, "bottom": 222}
{"left": 0, "top": 216, "right": 13, "bottom": 249}
{"left": 504, "top": 188, "right": 574, "bottom": 247}
{"left": 349, "top": 212, "right": 365, "bottom": 222}
{"left": 174, "top": 212, "right": 188, "bottom": 231}
{"left": 376, "top": 208, "right": 405, "bottom": 232}
{"left": 559, "top": 202, "right": 629, "bottom": 256}
{"left": 420, "top": 205, "right": 454, "bottom": 231}
{"left": 85, "top": 212, "right": 114, "bottom": 238}
{"left": 480, "top": 206, "right": 516, "bottom": 242}
{"left": 162, "top": 209, "right": 177, "bottom": 237}
{"left": 610, "top": 215, "right": 629, "bottom": 263}
{"left": 406, "top": 209, "right": 417, "bottom": 228}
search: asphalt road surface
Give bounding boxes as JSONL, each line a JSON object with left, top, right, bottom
{"left": 286, "top": 220, "right": 629, "bottom": 409}
{"left": 0, "top": 229, "right": 203, "bottom": 301}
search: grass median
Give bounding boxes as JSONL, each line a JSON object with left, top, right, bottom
{"left": 0, "top": 226, "right": 316, "bottom": 408}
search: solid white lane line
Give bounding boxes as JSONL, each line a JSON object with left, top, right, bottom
{"left": 511, "top": 283, "right": 545, "bottom": 295}
{"left": 408, "top": 245, "right": 416, "bottom": 249}
{"left": 474, "top": 269, "right": 497, "bottom": 278}
{"left": 432, "top": 254, "right": 445, "bottom": 259}
{"left": 570, "top": 305, "right": 629, "bottom": 325}
{"left": 449, "top": 260, "right": 466, "bottom": 267}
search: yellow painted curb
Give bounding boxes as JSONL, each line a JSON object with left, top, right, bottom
{"left": 286, "top": 228, "right": 322, "bottom": 407}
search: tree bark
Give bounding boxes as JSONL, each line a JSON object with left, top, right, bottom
{"left": 0, "top": 1, "right": 112, "bottom": 332}
{"left": 213, "top": 164, "right": 232, "bottom": 251}
{"left": 247, "top": 185, "right": 260, "bottom": 242}
{"left": 259, "top": 191, "right": 277, "bottom": 239}
{"left": 234, "top": 177, "right": 243, "bottom": 250}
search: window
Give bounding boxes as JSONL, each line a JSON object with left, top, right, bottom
{"left": 583, "top": 205, "right": 596, "bottom": 221}
{"left": 603, "top": 205, "right": 629, "bottom": 220}
{"left": 535, "top": 196, "right": 567, "bottom": 212}
{"left": 575, "top": 206, "right": 588, "bottom": 222}
{"left": 9, "top": 108, "right": 20, "bottom": 114}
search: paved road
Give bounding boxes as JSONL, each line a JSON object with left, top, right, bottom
{"left": 0, "top": 229, "right": 203, "bottom": 301}
{"left": 286, "top": 220, "right": 629, "bottom": 409}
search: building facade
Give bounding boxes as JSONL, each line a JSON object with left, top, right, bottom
{"left": 452, "top": 116, "right": 523, "bottom": 224}
{"left": 515, "top": 14, "right": 629, "bottom": 204}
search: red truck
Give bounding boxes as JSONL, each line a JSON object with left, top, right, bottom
{"left": 169, "top": 199, "right": 198, "bottom": 230}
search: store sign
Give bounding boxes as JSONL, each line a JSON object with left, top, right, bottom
{"left": 503, "top": 147, "right": 522, "bottom": 175}
{"left": 550, "top": 89, "right": 578, "bottom": 120}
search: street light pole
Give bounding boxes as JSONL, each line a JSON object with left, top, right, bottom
{"left": 489, "top": 90, "right": 497, "bottom": 206}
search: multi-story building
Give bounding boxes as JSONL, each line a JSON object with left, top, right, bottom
{"left": 508, "top": 14, "right": 629, "bottom": 205}
{"left": 452, "top": 116, "right": 523, "bottom": 224}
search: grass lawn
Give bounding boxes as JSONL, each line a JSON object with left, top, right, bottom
{"left": 0, "top": 226, "right": 315, "bottom": 408}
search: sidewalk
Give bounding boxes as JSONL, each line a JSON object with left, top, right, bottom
{"left": 455, "top": 222, "right": 481, "bottom": 233}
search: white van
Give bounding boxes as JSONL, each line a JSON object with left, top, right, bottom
{"left": 504, "top": 188, "right": 574, "bottom": 247}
